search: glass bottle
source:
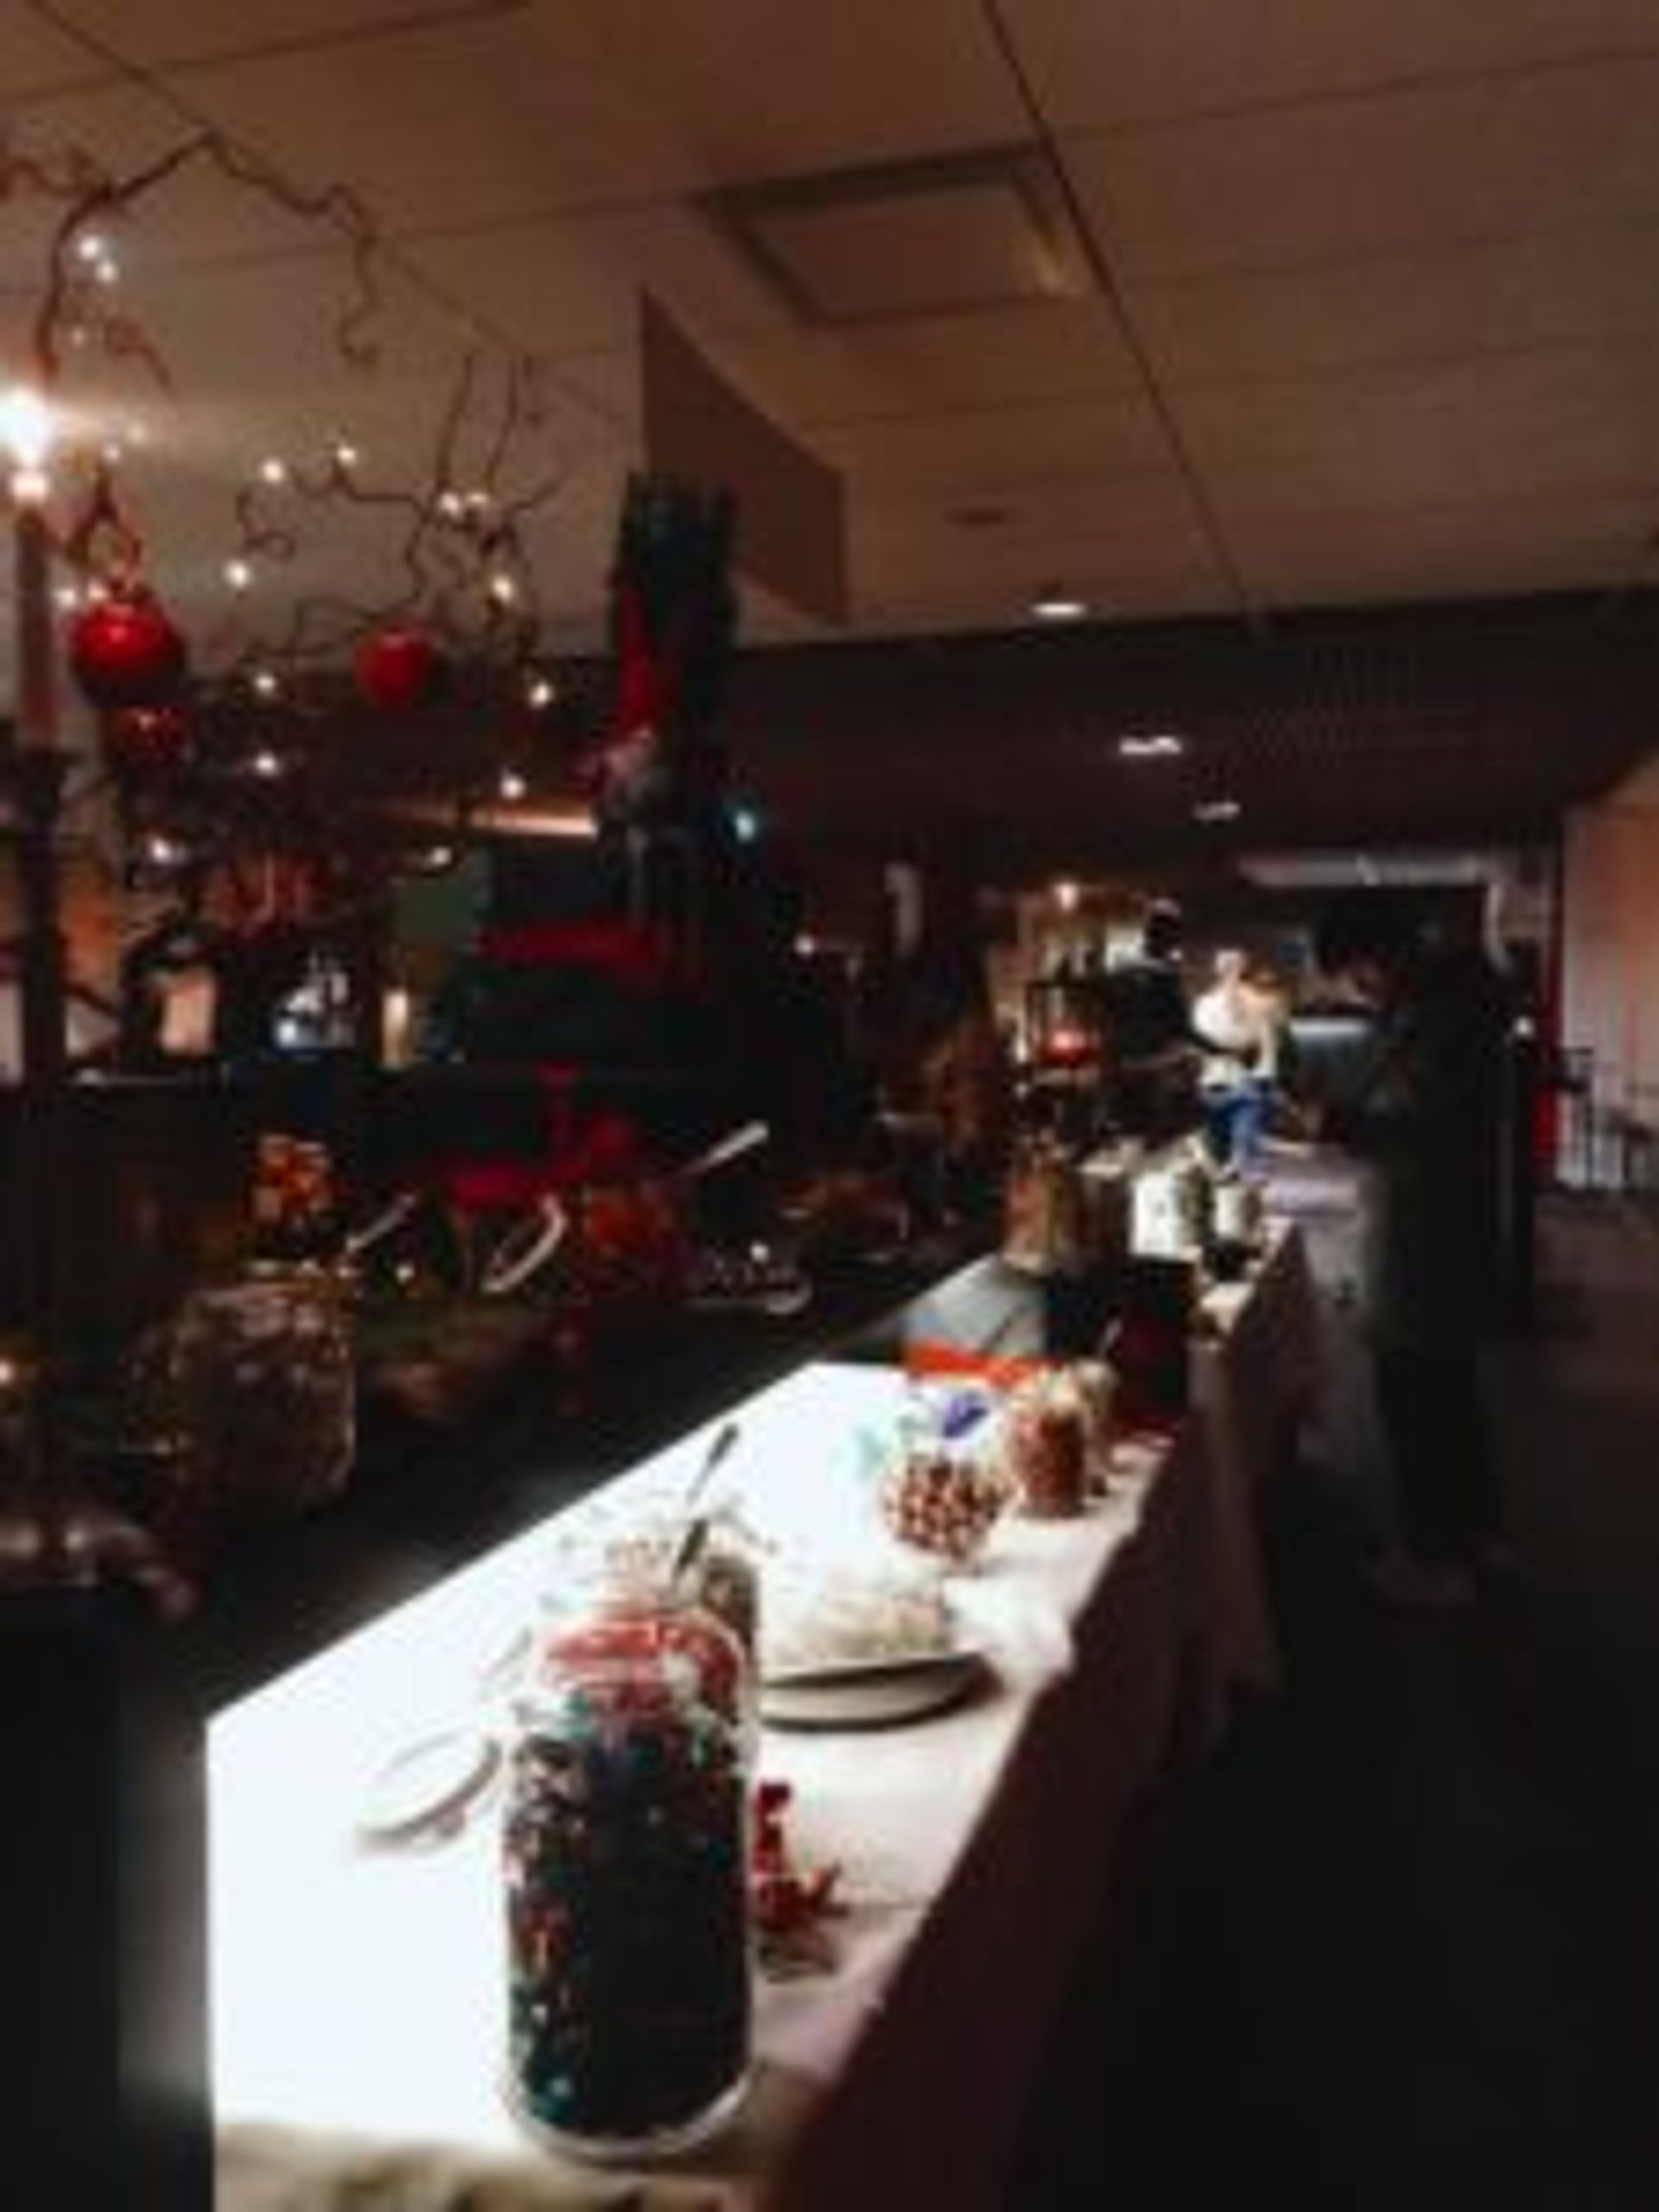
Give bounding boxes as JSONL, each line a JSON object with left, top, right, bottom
{"left": 502, "top": 1565, "right": 753, "bottom": 2161}
{"left": 162, "top": 1131, "right": 355, "bottom": 1522}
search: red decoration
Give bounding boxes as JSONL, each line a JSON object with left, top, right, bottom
{"left": 749, "top": 1779, "right": 843, "bottom": 1975}
{"left": 67, "top": 588, "right": 188, "bottom": 711}
{"left": 102, "top": 702, "right": 190, "bottom": 779}
{"left": 353, "top": 625, "right": 445, "bottom": 713}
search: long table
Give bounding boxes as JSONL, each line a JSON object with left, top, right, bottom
{"left": 213, "top": 1228, "right": 1318, "bottom": 2209}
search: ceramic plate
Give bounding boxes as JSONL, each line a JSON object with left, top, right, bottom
{"left": 759, "top": 1649, "right": 988, "bottom": 1731}
{"left": 354, "top": 1728, "right": 501, "bottom": 1849}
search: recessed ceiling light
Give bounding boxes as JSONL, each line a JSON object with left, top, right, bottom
{"left": 1118, "top": 732, "right": 1185, "bottom": 760}
{"left": 498, "top": 768, "right": 528, "bottom": 803}
{"left": 1032, "top": 583, "right": 1087, "bottom": 623}
{"left": 250, "top": 749, "right": 284, "bottom": 779}
{"left": 1193, "top": 797, "right": 1242, "bottom": 824}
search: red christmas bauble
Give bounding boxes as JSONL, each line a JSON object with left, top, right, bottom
{"left": 68, "top": 588, "right": 188, "bottom": 712}
{"left": 353, "top": 625, "right": 445, "bottom": 713}
{"left": 102, "top": 703, "right": 191, "bottom": 779}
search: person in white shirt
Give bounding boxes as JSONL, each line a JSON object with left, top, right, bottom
{"left": 1192, "top": 947, "right": 1280, "bottom": 1173}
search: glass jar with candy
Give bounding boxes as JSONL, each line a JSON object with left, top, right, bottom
{"left": 501, "top": 1560, "right": 753, "bottom": 2161}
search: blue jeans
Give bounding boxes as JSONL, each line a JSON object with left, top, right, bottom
{"left": 1202, "top": 1081, "right": 1268, "bottom": 1172}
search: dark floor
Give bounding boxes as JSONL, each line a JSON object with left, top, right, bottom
{"left": 1013, "top": 1193, "right": 1659, "bottom": 2210}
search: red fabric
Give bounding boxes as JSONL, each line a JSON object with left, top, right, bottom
{"left": 613, "top": 583, "right": 682, "bottom": 737}
{"left": 478, "top": 921, "right": 676, "bottom": 990}
{"left": 435, "top": 1068, "right": 647, "bottom": 1208}
{"left": 903, "top": 1344, "right": 1045, "bottom": 1392}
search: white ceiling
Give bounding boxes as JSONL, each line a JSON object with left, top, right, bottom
{"left": 6, "top": 0, "right": 1659, "bottom": 671}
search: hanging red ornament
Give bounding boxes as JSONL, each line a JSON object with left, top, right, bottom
{"left": 101, "top": 702, "right": 191, "bottom": 779}
{"left": 68, "top": 587, "right": 188, "bottom": 712}
{"left": 353, "top": 625, "right": 445, "bottom": 713}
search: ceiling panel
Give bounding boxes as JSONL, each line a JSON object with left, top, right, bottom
{"left": 437, "top": 0, "right": 1025, "bottom": 192}
{"left": 1173, "top": 346, "right": 1659, "bottom": 520}
{"left": 1000, "top": 0, "right": 1659, "bottom": 130}
{"left": 811, "top": 391, "right": 1172, "bottom": 496}
{"left": 1068, "top": 56, "right": 1659, "bottom": 283}
{"left": 51, "top": 0, "right": 517, "bottom": 71}
{"left": 725, "top": 298, "right": 1139, "bottom": 424}
{"left": 1123, "top": 220, "right": 1659, "bottom": 385}
{"left": 852, "top": 467, "right": 1211, "bottom": 556}
{"left": 852, "top": 505, "right": 1217, "bottom": 597}
{"left": 0, "top": 0, "right": 118, "bottom": 97}
{"left": 547, "top": 296, "right": 1140, "bottom": 445}
{"left": 402, "top": 204, "right": 793, "bottom": 360}
{"left": 1230, "top": 488, "right": 1656, "bottom": 608}
{"left": 142, "top": 0, "right": 1024, "bottom": 241}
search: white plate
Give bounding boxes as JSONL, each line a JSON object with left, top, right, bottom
{"left": 354, "top": 1728, "right": 501, "bottom": 1849}
{"left": 759, "top": 1649, "right": 988, "bottom": 1731}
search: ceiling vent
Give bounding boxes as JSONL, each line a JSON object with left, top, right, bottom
{"left": 702, "top": 145, "right": 1091, "bottom": 326}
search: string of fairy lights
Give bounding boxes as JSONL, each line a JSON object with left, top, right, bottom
{"left": 2, "top": 121, "right": 582, "bottom": 902}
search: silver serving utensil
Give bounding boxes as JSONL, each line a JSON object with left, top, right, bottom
{"left": 669, "top": 1418, "right": 742, "bottom": 1587}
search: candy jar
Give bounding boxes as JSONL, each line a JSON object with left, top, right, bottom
{"left": 162, "top": 1263, "right": 354, "bottom": 1526}
{"left": 999, "top": 1363, "right": 1114, "bottom": 1517}
{"left": 877, "top": 1387, "right": 1007, "bottom": 1566}
{"left": 502, "top": 1563, "right": 753, "bottom": 2161}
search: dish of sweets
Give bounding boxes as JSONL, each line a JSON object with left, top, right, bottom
{"left": 758, "top": 1566, "right": 988, "bottom": 1729}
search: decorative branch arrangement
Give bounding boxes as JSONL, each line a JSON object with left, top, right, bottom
{"left": 0, "top": 116, "right": 581, "bottom": 1069}
{"left": 215, "top": 346, "right": 567, "bottom": 680}
{"left": 7, "top": 124, "right": 384, "bottom": 390}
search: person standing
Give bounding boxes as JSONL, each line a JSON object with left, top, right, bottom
{"left": 1310, "top": 893, "right": 1512, "bottom": 1608}
{"left": 1100, "top": 899, "right": 1200, "bottom": 1144}
{"left": 1192, "top": 946, "right": 1281, "bottom": 1174}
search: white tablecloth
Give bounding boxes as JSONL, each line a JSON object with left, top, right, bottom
{"left": 213, "top": 1230, "right": 1317, "bottom": 2210}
